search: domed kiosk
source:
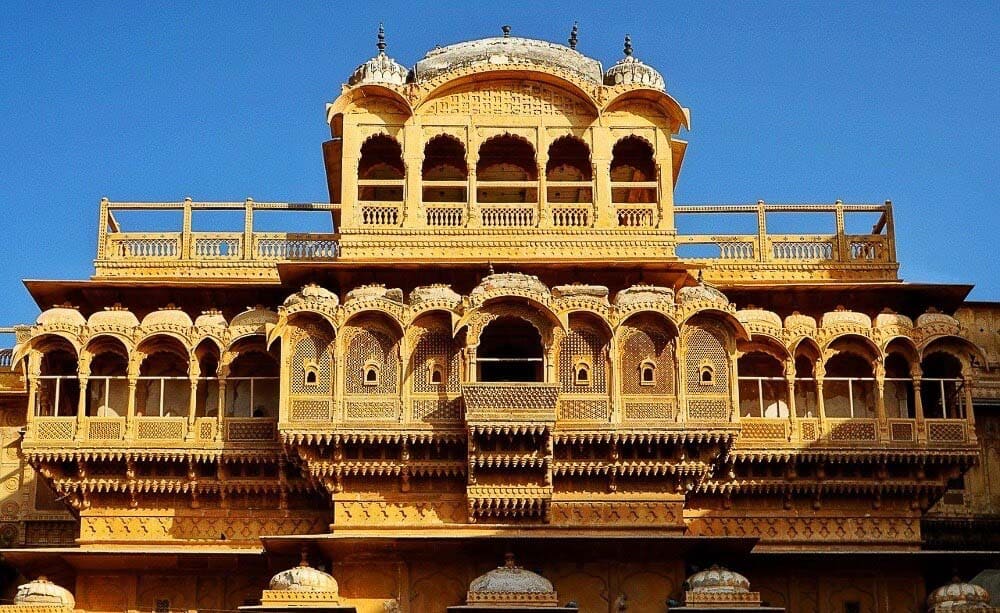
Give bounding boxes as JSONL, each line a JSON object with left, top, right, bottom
{"left": 670, "top": 566, "right": 784, "bottom": 612}
{"left": 239, "top": 552, "right": 356, "bottom": 613}
{"left": 448, "top": 554, "right": 578, "bottom": 613}
{"left": 0, "top": 577, "right": 75, "bottom": 613}
{"left": 927, "top": 577, "right": 997, "bottom": 612}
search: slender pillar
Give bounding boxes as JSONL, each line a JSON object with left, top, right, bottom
{"left": 912, "top": 374, "right": 926, "bottom": 443}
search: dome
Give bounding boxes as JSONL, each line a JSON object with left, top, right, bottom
{"left": 467, "top": 554, "right": 558, "bottom": 607}
{"left": 230, "top": 306, "right": 279, "bottom": 328}
{"left": 874, "top": 309, "right": 914, "bottom": 330}
{"left": 413, "top": 29, "right": 604, "bottom": 85}
{"left": 552, "top": 284, "right": 610, "bottom": 301}
{"left": 917, "top": 308, "right": 962, "bottom": 330}
{"left": 88, "top": 305, "right": 140, "bottom": 328}
{"left": 194, "top": 309, "right": 227, "bottom": 328}
{"left": 15, "top": 576, "right": 75, "bottom": 608}
{"left": 141, "top": 306, "right": 194, "bottom": 328}
{"left": 36, "top": 306, "right": 85, "bottom": 327}
{"left": 348, "top": 24, "right": 408, "bottom": 87}
{"left": 603, "top": 36, "right": 665, "bottom": 90}
{"left": 687, "top": 566, "right": 751, "bottom": 594}
{"left": 678, "top": 283, "right": 729, "bottom": 306}
{"left": 614, "top": 284, "right": 674, "bottom": 306}
{"left": 784, "top": 312, "right": 818, "bottom": 330}
{"left": 269, "top": 561, "right": 339, "bottom": 593}
{"left": 737, "top": 308, "right": 783, "bottom": 330}
{"left": 284, "top": 284, "right": 340, "bottom": 308}
{"left": 409, "top": 284, "right": 461, "bottom": 306}
{"left": 927, "top": 578, "right": 992, "bottom": 611}
{"left": 345, "top": 284, "right": 404, "bottom": 304}
{"left": 820, "top": 308, "right": 872, "bottom": 329}
{"left": 471, "top": 272, "right": 550, "bottom": 299}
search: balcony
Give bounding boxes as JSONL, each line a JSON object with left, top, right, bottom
{"left": 26, "top": 415, "right": 278, "bottom": 449}
{"left": 462, "top": 383, "right": 559, "bottom": 425}
{"left": 94, "top": 199, "right": 340, "bottom": 279}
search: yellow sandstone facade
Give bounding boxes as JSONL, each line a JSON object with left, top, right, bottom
{"left": 0, "top": 26, "right": 997, "bottom": 613}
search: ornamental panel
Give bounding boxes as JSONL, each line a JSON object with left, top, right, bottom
{"left": 420, "top": 80, "right": 594, "bottom": 118}
{"left": 558, "top": 327, "right": 608, "bottom": 393}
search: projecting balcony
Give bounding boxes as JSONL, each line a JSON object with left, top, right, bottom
{"left": 462, "top": 383, "right": 560, "bottom": 426}
{"left": 93, "top": 199, "right": 340, "bottom": 279}
{"left": 25, "top": 415, "right": 278, "bottom": 450}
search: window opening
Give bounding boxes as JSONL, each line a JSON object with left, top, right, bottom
{"left": 477, "top": 317, "right": 544, "bottom": 382}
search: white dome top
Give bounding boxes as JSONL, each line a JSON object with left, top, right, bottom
{"left": 470, "top": 554, "right": 554, "bottom": 595}
{"left": 413, "top": 30, "right": 604, "bottom": 85}
{"left": 88, "top": 305, "right": 140, "bottom": 328}
{"left": 194, "top": 309, "right": 228, "bottom": 328}
{"left": 471, "top": 272, "right": 550, "bottom": 299}
{"left": 36, "top": 306, "right": 85, "bottom": 327}
{"left": 141, "top": 306, "right": 194, "bottom": 328}
{"left": 284, "top": 284, "right": 340, "bottom": 308}
{"left": 348, "top": 25, "right": 408, "bottom": 87}
{"left": 928, "top": 578, "right": 992, "bottom": 611}
{"left": 687, "top": 566, "right": 751, "bottom": 594}
{"left": 678, "top": 283, "right": 729, "bottom": 306}
{"left": 269, "top": 561, "right": 339, "bottom": 593}
{"left": 15, "top": 577, "right": 75, "bottom": 608}
{"left": 604, "top": 36, "right": 664, "bottom": 90}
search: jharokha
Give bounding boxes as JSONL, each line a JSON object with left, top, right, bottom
{"left": 0, "top": 26, "right": 998, "bottom": 613}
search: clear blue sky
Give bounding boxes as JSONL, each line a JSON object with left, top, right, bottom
{"left": 1, "top": 1, "right": 998, "bottom": 328}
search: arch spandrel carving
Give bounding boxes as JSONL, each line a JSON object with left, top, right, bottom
{"left": 416, "top": 78, "right": 598, "bottom": 121}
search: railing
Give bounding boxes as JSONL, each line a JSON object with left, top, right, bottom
{"left": 737, "top": 376, "right": 789, "bottom": 418}
{"left": 86, "top": 416, "right": 125, "bottom": 441}
{"left": 425, "top": 204, "right": 465, "bottom": 227}
{"left": 616, "top": 204, "right": 656, "bottom": 227}
{"left": 674, "top": 201, "right": 896, "bottom": 267}
{"left": 97, "top": 200, "right": 340, "bottom": 269}
{"left": 740, "top": 417, "right": 790, "bottom": 441}
{"left": 359, "top": 202, "right": 401, "bottom": 226}
{"left": 224, "top": 417, "right": 277, "bottom": 442}
{"left": 480, "top": 204, "right": 536, "bottom": 227}
{"left": 0, "top": 349, "right": 12, "bottom": 369}
{"left": 551, "top": 205, "right": 591, "bottom": 228}
{"left": 135, "top": 416, "right": 186, "bottom": 440}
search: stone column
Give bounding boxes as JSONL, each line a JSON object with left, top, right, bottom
{"left": 912, "top": 373, "right": 926, "bottom": 443}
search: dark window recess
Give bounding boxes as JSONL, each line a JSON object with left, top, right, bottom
{"left": 844, "top": 602, "right": 861, "bottom": 613}
{"left": 477, "top": 317, "right": 544, "bottom": 382}
{"left": 155, "top": 599, "right": 170, "bottom": 613}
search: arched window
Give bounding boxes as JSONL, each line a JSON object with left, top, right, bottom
{"left": 226, "top": 346, "right": 279, "bottom": 418}
{"left": 823, "top": 352, "right": 876, "bottom": 419}
{"left": 477, "top": 317, "right": 544, "bottom": 382}
{"left": 574, "top": 362, "right": 591, "bottom": 386}
{"left": 304, "top": 365, "right": 319, "bottom": 386}
{"left": 138, "top": 342, "right": 190, "bottom": 418}
{"left": 546, "top": 136, "right": 592, "bottom": 206}
{"left": 358, "top": 134, "right": 404, "bottom": 202}
{"left": 86, "top": 348, "right": 129, "bottom": 417}
{"left": 640, "top": 360, "right": 656, "bottom": 385}
{"left": 34, "top": 340, "right": 80, "bottom": 417}
{"left": 737, "top": 351, "right": 788, "bottom": 418}
{"left": 364, "top": 362, "right": 381, "bottom": 386}
{"left": 699, "top": 364, "right": 715, "bottom": 385}
{"left": 610, "top": 136, "right": 656, "bottom": 207}
{"left": 429, "top": 363, "right": 445, "bottom": 385}
{"left": 476, "top": 135, "right": 538, "bottom": 206}
{"left": 920, "top": 352, "right": 964, "bottom": 419}
{"left": 423, "top": 135, "right": 468, "bottom": 205}
{"left": 884, "top": 352, "right": 915, "bottom": 418}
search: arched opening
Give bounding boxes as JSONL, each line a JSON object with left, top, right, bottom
{"left": 477, "top": 317, "right": 544, "bottom": 382}
{"left": 137, "top": 339, "right": 190, "bottom": 418}
{"left": 620, "top": 314, "right": 677, "bottom": 397}
{"left": 792, "top": 340, "right": 821, "bottom": 418}
{"left": 611, "top": 136, "right": 657, "bottom": 211}
{"left": 920, "top": 352, "right": 965, "bottom": 419}
{"left": 34, "top": 339, "right": 79, "bottom": 417}
{"left": 226, "top": 343, "right": 279, "bottom": 418}
{"left": 429, "top": 363, "right": 445, "bottom": 385}
{"left": 194, "top": 340, "right": 220, "bottom": 417}
{"left": 85, "top": 340, "right": 129, "bottom": 417}
{"left": 884, "top": 352, "right": 916, "bottom": 419}
{"left": 823, "top": 352, "right": 876, "bottom": 419}
{"left": 423, "top": 135, "right": 467, "bottom": 207}
{"left": 546, "top": 136, "right": 593, "bottom": 208}
{"left": 738, "top": 351, "right": 788, "bottom": 418}
{"left": 358, "top": 134, "right": 404, "bottom": 203}
{"left": 476, "top": 135, "right": 538, "bottom": 211}
{"left": 641, "top": 361, "right": 656, "bottom": 385}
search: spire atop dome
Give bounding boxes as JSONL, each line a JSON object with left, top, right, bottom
{"left": 376, "top": 22, "right": 386, "bottom": 53}
{"left": 623, "top": 34, "right": 633, "bottom": 57}
{"left": 502, "top": 25, "right": 512, "bottom": 38}
{"left": 604, "top": 33, "right": 665, "bottom": 90}
{"left": 568, "top": 23, "right": 579, "bottom": 49}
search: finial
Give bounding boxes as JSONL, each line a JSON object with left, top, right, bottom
{"left": 377, "top": 22, "right": 386, "bottom": 53}
{"left": 623, "top": 34, "right": 633, "bottom": 57}
{"left": 568, "top": 22, "right": 579, "bottom": 49}
{"left": 696, "top": 269, "right": 704, "bottom": 284}
{"left": 487, "top": 261, "right": 495, "bottom": 276}
{"left": 299, "top": 546, "right": 310, "bottom": 567}
{"left": 503, "top": 552, "right": 517, "bottom": 568}
{"left": 502, "top": 25, "right": 512, "bottom": 38}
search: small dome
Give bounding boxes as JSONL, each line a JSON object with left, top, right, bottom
{"left": 269, "top": 561, "right": 339, "bottom": 594}
{"left": 230, "top": 306, "right": 279, "bottom": 328}
{"left": 604, "top": 36, "right": 665, "bottom": 90}
{"left": 345, "top": 284, "right": 404, "bottom": 304}
{"left": 820, "top": 307, "right": 872, "bottom": 329}
{"left": 553, "top": 284, "right": 610, "bottom": 301}
{"left": 194, "top": 309, "right": 228, "bottom": 328}
{"left": 409, "top": 284, "right": 461, "bottom": 306}
{"left": 614, "top": 284, "right": 673, "bottom": 306}
{"left": 36, "top": 306, "right": 85, "bottom": 327}
{"left": 874, "top": 309, "right": 914, "bottom": 330}
{"left": 348, "top": 25, "right": 408, "bottom": 87}
{"left": 284, "top": 284, "right": 340, "bottom": 308}
{"left": 687, "top": 566, "right": 751, "bottom": 595}
{"left": 468, "top": 554, "right": 557, "bottom": 607}
{"left": 141, "top": 306, "right": 194, "bottom": 328}
{"left": 15, "top": 576, "right": 75, "bottom": 608}
{"left": 88, "top": 305, "right": 140, "bottom": 328}
{"left": 784, "top": 311, "right": 818, "bottom": 330}
{"left": 917, "top": 308, "right": 961, "bottom": 330}
{"left": 927, "top": 578, "right": 992, "bottom": 611}
{"left": 737, "top": 308, "right": 782, "bottom": 330}
{"left": 471, "top": 272, "right": 550, "bottom": 299}
{"left": 678, "top": 283, "right": 729, "bottom": 306}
